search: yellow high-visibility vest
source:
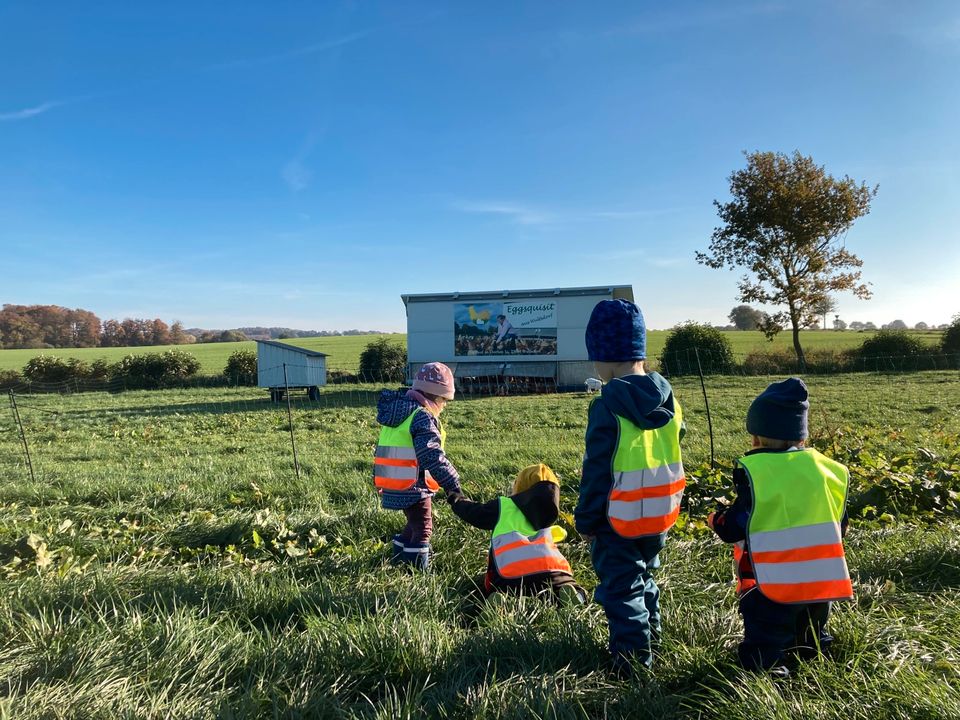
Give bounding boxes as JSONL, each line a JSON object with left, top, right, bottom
{"left": 606, "top": 401, "right": 685, "bottom": 538}
{"left": 739, "top": 448, "right": 853, "bottom": 604}
{"left": 491, "top": 497, "right": 571, "bottom": 579}
{"left": 373, "top": 409, "right": 445, "bottom": 492}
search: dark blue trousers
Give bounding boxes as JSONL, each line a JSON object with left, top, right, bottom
{"left": 590, "top": 532, "right": 665, "bottom": 668}
{"left": 738, "top": 587, "right": 833, "bottom": 670}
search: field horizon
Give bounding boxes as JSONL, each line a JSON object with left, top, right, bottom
{"left": 0, "top": 329, "right": 945, "bottom": 375}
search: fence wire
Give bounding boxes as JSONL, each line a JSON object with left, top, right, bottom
{"left": 2, "top": 353, "right": 958, "bottom": 495}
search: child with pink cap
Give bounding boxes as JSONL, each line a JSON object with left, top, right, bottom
{"left": 373, "top": 362, "right": 463, "bottom": 569}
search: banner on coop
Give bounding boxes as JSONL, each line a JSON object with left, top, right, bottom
{"left": 453, "top": 301, "right": 557, "bottom": 357}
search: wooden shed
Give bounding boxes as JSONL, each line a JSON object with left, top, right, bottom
{"left": 256, "top": 340, "right": 327, "bottom": 402}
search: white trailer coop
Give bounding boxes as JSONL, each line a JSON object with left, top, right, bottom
{"left": 256, "top": 340, "right": 327, "bottom": 402}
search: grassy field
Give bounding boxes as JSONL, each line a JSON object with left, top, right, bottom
{"left": 0, "top": 330, "right": 944, "bottom": 375}
{"left": 0, "top": 333, "right": 406, "bottom": 375}
{"left": 1, "top": 371, "right": 958, "bottom": 717}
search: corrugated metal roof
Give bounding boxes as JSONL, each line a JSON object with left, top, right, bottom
{"left": 255, "top": 340, "right": 328, "bottom": 357}
{"left": 401, "top": 285, "right": 633, "bottom": 305}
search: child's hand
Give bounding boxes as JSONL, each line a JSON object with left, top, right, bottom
{"left": 706, "top": 512, "right": 716, "bottom": 530}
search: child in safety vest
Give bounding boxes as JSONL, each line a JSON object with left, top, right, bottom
{"left": 374, "top": 362, "right": 462, "bottom": 570}
{"left": 447, "top": 463, "right": 586, "bottom": 605}
{"left": 707, "top": 377, "right": 852, "bottom": 676}
{"left": 574, "top": 299, "right": 685, "bottom": 675}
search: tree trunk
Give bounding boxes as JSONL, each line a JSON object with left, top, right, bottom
{"left": 791, "top": 319, "right": 806, "bottom": 372}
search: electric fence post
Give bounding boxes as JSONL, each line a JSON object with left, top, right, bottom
{"left": 283, "top": 363, "right": 301, "bottom": 479}
{"left": 694, "top": 348, "right": 716, "bottom": 470}
{"left": 8, "top": 390, "right": 36, "bottom": 484}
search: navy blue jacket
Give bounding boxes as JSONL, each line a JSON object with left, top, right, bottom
{"left": 574, "top": 373, "right": 683, "bottom": 536}
{"left": 376, "top": 389, "right": 461, "bottom": 509}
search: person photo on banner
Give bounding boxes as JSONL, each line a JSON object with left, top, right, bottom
{"left": 493, "top": 314, "right": 515, "bottom": 350}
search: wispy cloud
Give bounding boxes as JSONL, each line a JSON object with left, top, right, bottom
{"left": 608, "top": 2, "right": 785, "bottom": 36}
{"left": 209, "top": 30, "right": 375, "bottom": 71}
{"left": 282, "top": 132, "right": 322, "bottom": 192}
{"left": 452, "top": 199, "right": 685, "bottom": 227}
{"left": 0, "top": 100, "right": 64, "bottom": 122}
{"left": 452, "top": 201, "right": 557, "bottom": 226}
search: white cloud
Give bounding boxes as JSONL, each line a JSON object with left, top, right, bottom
{"left": 0, "top": 100, "right": 62, "bottom": 122}
{"left": 281, "top": 158, "right": 312, "bottom": 192}
{"left": 209, "top": 30, "right": 375, "bottom": 71}
{"left": 281, "top": 132, "right": 322, "bottom": 192}
{"left": 452, "top": 200, "right": 556, "bottom": 226}
{"left": 452, "top": 199, "right": 685, "bottom": 227}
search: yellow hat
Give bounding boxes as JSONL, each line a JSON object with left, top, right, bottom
{"left": 512, "top": 463, "right": 559, "bottom": 495}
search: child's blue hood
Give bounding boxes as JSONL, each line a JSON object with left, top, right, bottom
{"left": 376, "top": 389, "right": 421, "bottom": 427}
{"left": 600, "top": 372, "right": 676, "bottom": 430}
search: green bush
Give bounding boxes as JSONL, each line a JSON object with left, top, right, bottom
{"left": 359, "top": 338, "right": 407, "bottom": 383}
{"left": 88, "top": 359, "right": 111, "bottom": 381}
{"left": 111, "top": 350, "right": 201, "bottom": 389}
{"left": 941, "top": 314, "right": 960, "bottom": 367}
{"left": 740, "top": 348, "right": 854, "bottom": 375}
{"left": 854, "top": 330, "right": 938, "bottom": 371}
{"left": 0, "top": 370, "right": 22, "bottom": 389}
{"left": 22, "top": 355, "right": 75, "bottom": 384}
{"left": 224, "top": 350, "right": 258, "bottom": 386}
{"left": 659, "top": 323, "right": 735, "bottom": 376}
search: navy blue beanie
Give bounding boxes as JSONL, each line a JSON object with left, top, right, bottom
{"left": 746, "top": 377, "right": 809, "bottom": 441}
{"left": 585, "top": 299, "right": 647, "bottom": 362}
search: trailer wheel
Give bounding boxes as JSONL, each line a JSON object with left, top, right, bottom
{"left": 308, "top": 386, "right": 321, "bottom": 401}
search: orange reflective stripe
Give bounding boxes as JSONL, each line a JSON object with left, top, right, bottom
{"left": 609, "top": 505, "right": 680, "bottom": 537}
{"left": 752, "top": 543, "right": 845, "bottom": 565}
{"left": 375, "top": 457, "right": 418, "bottom": 468}
{"left": 498, "top": 556, "right": 572, "bottom": 579}
{"left": 760, "top": 578, "right": 853, "bottom": 603}
{"left": 494, "top": 535, "right": 548, "bottom": 556}
{"left": 374, "top": 476, "right": 416, "bottom": 491}
{"left": 609, "top": 478, "right": 686, "bottom": 502}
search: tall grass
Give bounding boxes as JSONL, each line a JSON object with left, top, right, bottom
{"left": 0, "top": 372, "right": 958, "bottom": 718}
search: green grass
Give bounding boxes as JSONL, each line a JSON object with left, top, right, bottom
{"left": 0, "top": 330, "right": 943, "bottom": 376}
{"left": 1, "top": 372, "right": 958, "bottom": 718}
{"left": 0, "top": 333, "right": 405, "bottom": 374}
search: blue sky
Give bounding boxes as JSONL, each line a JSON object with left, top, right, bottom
{"left": 2, "top": 1, "right": 958, "bottom": 331}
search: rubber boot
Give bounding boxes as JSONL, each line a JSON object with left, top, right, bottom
{"left": 399, "top": 542, "right": 431, "bottom": 571}
{"left": 390, "top": 534, "right": 405, "bottom": 564}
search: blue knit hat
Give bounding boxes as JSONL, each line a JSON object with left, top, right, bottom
{"left": 585, "top": 299, "right": 647, "bottom": 362}
{"left": 746, "top": 377, "right": 809, "bottom": 441}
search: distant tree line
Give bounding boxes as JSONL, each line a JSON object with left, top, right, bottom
{"left": 0, "top": 305, "right": 389, "bottom": 350}
{"left": 0, "top": 305, "right": 196, "bottom": 350}
{"left": 233, "top": 327, "right": 388, "bottom": 341}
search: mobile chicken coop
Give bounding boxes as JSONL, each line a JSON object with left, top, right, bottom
{"left": 402, "top": 284, "right": 634, "bottom": 394}
{"left": 256, "top": 340, "right": 327, "bottom": 402}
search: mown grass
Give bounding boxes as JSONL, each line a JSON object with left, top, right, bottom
{"left": 0, "top": 372, "right": 958, "bottom": 718}
{"left": 0, "top": 330, "right": 944, "bottom": 375}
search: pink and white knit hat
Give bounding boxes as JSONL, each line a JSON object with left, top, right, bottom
{"left": 412, "top": 362, "right": 455, "bottom": 399}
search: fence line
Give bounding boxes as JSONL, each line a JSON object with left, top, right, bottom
{"left": 2, "top": 351, "right": 958, "bottom": 398}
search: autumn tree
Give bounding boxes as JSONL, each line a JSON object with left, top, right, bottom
{"left": 697, "top": 150, "right": 877, "bottom": 369}
{"left": 169, "top": 321, "right": 195, "bottom": 345}
{"left": 728, "top": 304, "right": 765, "bottom": 330}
